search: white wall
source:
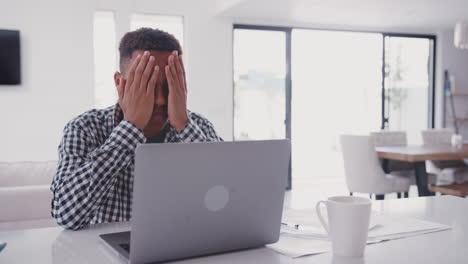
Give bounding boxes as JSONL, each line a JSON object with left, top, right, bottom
{"left": 0, "top": 0, "right": 95, "bottom": 161}
{"left": 0, "top": 0, "right": 234, "bottom": 161}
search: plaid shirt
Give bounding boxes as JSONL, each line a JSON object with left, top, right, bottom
{"left": 50, "top": 105, "right": 222, "bottom": 230}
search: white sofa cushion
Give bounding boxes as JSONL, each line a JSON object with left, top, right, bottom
{"left": 0, "top": 161, "right": 57, "bottom": 187}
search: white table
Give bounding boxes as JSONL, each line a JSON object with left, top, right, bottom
{"left": 1, "top": 196, "right": 468, "bottom": 264}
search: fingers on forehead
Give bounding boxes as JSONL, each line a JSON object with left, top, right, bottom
{"left": 137, "top": 52, "right": 151, "bottom": 71}
{"left": 129, "top": 54, "right": 141, "bottom": 71}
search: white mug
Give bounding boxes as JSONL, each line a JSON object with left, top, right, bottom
{"left": 316, "top": 196, "right": 371, "bottom": 257}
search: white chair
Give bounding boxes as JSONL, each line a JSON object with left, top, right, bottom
{"left": 421, "top": 128, "right": 454, "bottom": 145}
{"left": 371, "top": 130, "right": 408, "bottom": 147}
{"left": 340, "top": 135, "right": 411, "bottom": 200}
{"left": 371, "top": 131, "right": 437, "bottom": 195}
{"left": 421, "top": 128, "right": 468, "bottom": 184}
{"left": 370, "top": 131, "right": 414, "bottom": 172}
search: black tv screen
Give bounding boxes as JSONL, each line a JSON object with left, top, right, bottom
{"left": 0, "top": 29, "right": 21, "bottom": 85}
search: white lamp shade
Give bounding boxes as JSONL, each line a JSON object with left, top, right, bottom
{"left": 454, "top": 22, "right": 468, "bottom": 50}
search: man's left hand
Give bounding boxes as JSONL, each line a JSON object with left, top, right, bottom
{"left": 166, "top": 50, "right": 189, "bottom": 131}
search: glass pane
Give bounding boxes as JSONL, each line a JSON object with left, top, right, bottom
{"left": 130, "top": 14, "right": 184, "bottom": 48}
{"left": 233, "top": 29, "right": 287, "bottom": 140}
{"left": 384, "top": 37, "right": 432, "bottom": 144}
{"left": 292, "top": 29, "right": 382, "bottom": 183}
{"left": 93, "top": 11, "right": 117, "bottom": 109}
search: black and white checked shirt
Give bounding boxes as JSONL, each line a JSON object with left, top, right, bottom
{"left": 50, "top": 104, "right": 222, "bottom": 230}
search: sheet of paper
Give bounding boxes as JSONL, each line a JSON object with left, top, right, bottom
{"left": 281, "top": 209, "right": 450, "bottom": 238}
{"left": 269, "top": 209, "right": 452, "bottom": 258}
{"left": 367, "top": 214, "right": 451, "bottom": 238}
{"left": 267, "top": 234, "right": 331, "bottom": 258}
{"left": 281, "top": 208, "right": 379, "bottom": 237}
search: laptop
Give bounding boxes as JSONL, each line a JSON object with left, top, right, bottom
{"left": 100, "top": 140, "right": 291, "bottom": 264}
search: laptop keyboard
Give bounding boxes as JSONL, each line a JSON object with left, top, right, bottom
{"left": 120, "top": 243, "right": 130, "bottom": 253}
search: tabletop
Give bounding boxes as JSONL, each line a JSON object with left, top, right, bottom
{"left": 376, "top": 144, "right": 468, "bottom": 162}
{"left": 1, "top": 196, "right": 467, "bottom": 264}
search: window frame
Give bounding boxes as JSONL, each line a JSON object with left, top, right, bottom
{"left": 233, "top": 25, "right": 292, "bottom": 189}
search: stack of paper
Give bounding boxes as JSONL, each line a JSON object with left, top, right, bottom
{"left": 267, "top": 208, "right": 451, "bottom": 258}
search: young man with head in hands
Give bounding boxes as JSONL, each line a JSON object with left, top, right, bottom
{"left": 51, "top": 28, "right": 222, "bottom": 230}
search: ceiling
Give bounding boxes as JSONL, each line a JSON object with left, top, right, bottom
{"left": 217, "top": 0, "right": 468, "bottom": 32}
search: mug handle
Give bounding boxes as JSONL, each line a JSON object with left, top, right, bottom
{"left": 316, "top": 200, "right": 329, "bottom": 234}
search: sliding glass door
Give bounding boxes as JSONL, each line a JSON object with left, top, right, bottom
{"left": 233, "top": 28, "right": 288, "bottom": 141}
{"left": 383, "top": 36, "right": 434, "bottom": 144}
{"left": 233, "top": 25, "right": 436, "bottom": 187}
{"left": 291, "top": 29, "right": 382, "bottom": 183}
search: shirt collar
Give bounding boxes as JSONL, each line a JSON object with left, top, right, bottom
{"left": 113, "top": 103, "right": 124, "bottom": 127}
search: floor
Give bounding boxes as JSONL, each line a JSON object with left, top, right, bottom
{"left": 284, "top": 177, "right": 421, "bottom": 210}
{"left": 287, "top": 150, "right": 424, "bottom": 209}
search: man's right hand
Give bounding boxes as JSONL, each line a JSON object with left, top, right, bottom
{"left": 117, "top": 51, "right": 159, "bottom": 130}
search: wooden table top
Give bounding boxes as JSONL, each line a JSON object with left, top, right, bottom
{"left": 376, "top": 144, "right": 468, "bottom": 162}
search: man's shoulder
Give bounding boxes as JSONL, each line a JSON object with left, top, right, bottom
{"left": 64, "top": 106, "right": 114, "bottom": 131}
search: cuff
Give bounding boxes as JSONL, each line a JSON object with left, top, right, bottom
{"left": 172, "top": 117, "right": 206, "bottom": 143}
{"left": 110, "top": 120, "right": 146, "bottom": 150}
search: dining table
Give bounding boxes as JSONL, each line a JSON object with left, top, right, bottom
{"left": 376, "top": 144, "right": 468, "bottom": 196}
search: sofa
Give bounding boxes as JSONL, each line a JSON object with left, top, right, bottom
{"left": 0, "top": 161, "right": 58, "bottom": 231}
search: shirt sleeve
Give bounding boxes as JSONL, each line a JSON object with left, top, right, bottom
{"left": 50, "top": 120, "right": 145, "bottom": 230}
{"left": 170, "top": 113, "right": 223, "bottom": 143}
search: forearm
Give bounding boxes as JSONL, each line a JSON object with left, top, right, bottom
{"left": 51, "top": 121, "right": 145, "bottom": 230}
{"left": 171, "top": 116, "right": 223, "bottom": 143}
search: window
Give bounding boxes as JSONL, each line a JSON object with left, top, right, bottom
{"left": 384, "top": 36, "right": 434, "bottom": 144}
{"left": 233, "top": 25, "right": 436, "bottom": 187}
{"left": 233, "top": 29, "right": 287, "bottom": 140}
{"left": 130, "top": 14, "right": 184, "bottom": 48}
{"left": 93, "top": 11, "right": 117, "bottom": 109}
{"left": 292, "top": 29, "right": 382, "bottom": 183}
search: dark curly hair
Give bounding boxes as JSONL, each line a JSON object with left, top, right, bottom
{"left": 118, "top": 27, "right": 182, "bottom": 71}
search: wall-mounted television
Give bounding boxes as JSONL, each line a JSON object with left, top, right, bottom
{"left": 0, "top": 29, "right": 21, "bottom": 85}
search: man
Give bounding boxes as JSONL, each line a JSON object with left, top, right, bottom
{"left": 50, "top": 28, "right": 222, "bottom": 230}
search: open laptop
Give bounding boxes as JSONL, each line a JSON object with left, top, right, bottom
{"left": 100, "top": 140, "right": 291, "bottom": 264}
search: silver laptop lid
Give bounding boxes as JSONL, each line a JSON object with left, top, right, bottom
{"left": 130, "top": 140, "right": 290, "bottom": 263}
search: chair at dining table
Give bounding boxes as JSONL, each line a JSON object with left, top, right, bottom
{"left": 340, "top": 134, "right": 412, "bottom": 200}
{"left": 421, "top": 128, "right": 468, "bottom": 184}
{"left": 370, "top": 131, "right": 414, "bottom": 171}
{"left": 371, "top": 131, "right": 437, "bottom": 197}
